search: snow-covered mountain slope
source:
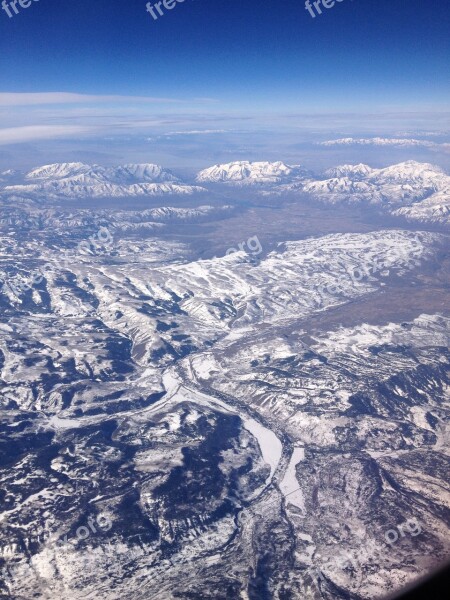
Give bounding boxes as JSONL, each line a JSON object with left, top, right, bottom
{"left": 188, "top": 313, "right": 450, "bottom": 599}
{"left": 1, "top": 158, "right": 449, "bottom": 600}
{"left": 25, "top": 162, "right": 95, "bottom": 180}
{"left": 305, "top": 161, "right": 447, "bottom": 201}
{"left": 0, "top": 219, "right": 448, "bottom": 600}
{"left": 0, "top": 228, "right": 440, "bottom": 384}
{"left": 3, "top": 181, "right": 206, "bottom": 201}
{"left": 0, "top": 227, "right": 445, "bottom": 436}
{"left": 298, "top": 161, "right": 450, "bottom": 226}
{"left": 1, "top": 162, "right": 203, "bottom": 201}
{"left": 196, "top": 160, "right": 310, "bottom": 185}
{"left": 193, "top": 158, "right": 450, "bottom": 226}
{"left": 0, "top": 204, "right": 235, "bottom": 233}
{"left": 324, "top": 163, "right": 374, "bottom": 179}
{"left": 6, "top": 159, "right": 448, "bottom": 225}
{"left": 392, "top": 187, "right": 450, "bottom": 225}
{"left": 25, "top": 162, "right": 180, "bottom": 184}
{"left": 372, "top": 160, "right": 447, "bottom": 185}
{"left": 154, "top": 230, "right": 438, "bottom": 331}
{"left": 303, "top": 177, "right": 380, "bottom": 204}
{"left": 102, "top": 164, "right": 180, "bottom": 184}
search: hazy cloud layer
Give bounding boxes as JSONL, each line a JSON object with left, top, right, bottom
{"left": 318, "top": 137, "right": 450, "bottom": 152}
{"left": 0, "top": 126, "right": 92, "bottom": 145}
{"left": 0, "top": 92, "right": 449, "bottom": 170}
{"left": 0, "top": 93, "right": 216, "bottom": 106}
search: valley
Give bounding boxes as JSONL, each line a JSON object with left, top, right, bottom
{"left": 0, "top": 160, "right": 449, "bottom": 599}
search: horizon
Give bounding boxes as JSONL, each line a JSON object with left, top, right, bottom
{"left": 0, "top": 0, "right": 449, "bottom": 170}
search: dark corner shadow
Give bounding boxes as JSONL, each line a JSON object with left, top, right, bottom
{"left": 384, "top": 562, "right": 450, "bottom": 600}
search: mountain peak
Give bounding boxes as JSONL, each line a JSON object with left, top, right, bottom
{"left": 196, "top": 160, "right": 308, "bottom": 184}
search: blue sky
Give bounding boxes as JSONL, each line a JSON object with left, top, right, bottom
{"left": 0, "top": 0, "right": 449, "bottom": 168}
{"left": 1, "top": 0, "right": 449, "bottom": 107}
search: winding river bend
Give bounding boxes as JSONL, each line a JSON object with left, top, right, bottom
{"left": 161, "top": 368, "right": 284, "bottom": 488}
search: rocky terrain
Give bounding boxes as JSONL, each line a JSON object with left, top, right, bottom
{"left": 0, "top": 160, "right": 449, "bottom": 599}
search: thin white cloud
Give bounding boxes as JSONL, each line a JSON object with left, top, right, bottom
{"left": 164, "top": 129, "right": 228, "bottom": 135}
{"left": 317, "top": 137, "right": 450, "bottom": 150}
{"left": 0, "top": 93, "right": 217, "bottom": 106}
{"left": 0, "top": 125, "right": 91, "bottom": 145}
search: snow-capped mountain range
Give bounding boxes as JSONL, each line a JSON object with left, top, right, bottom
{"left": 196, "top": 160, "right": 311, "bottom": 184}
{"left": 209, "top": 160, "right": 448, "bottom": 227}
{"left": 194, "top": 159, "right": 450, "bottom": 227}
{"left": 302, "top": 160, "right": 450, "bottom": 226}
{"left": 1, "top": 160, "right": 449, "bottom": 227}
{"left": 1, "top": 162, "right": 205, "bottom": 201}
{"left": 25, "top": 162, "right": 181, "bottom": 184}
